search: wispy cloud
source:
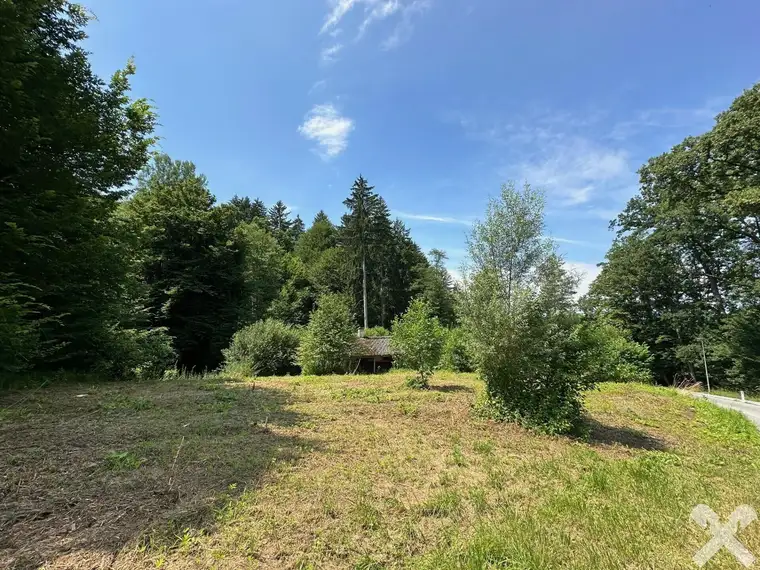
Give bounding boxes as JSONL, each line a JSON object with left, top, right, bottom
{"left": 298, "top": 104, "right": 354, "bottom": 159}
{"left": 519, "top": 138, "right": 631, "bottom": 206}
{"left": 358, "top": 0, "right": 401, "bottom": 38}
{"left": 565, "top": 260, "right": 602, "bottom": 298}
{"left": 320, "top": 43, "right": 343, "bottom": 64}
{"left": 393, "top": 210, "right": 473, "bottom": 225}
{"left": 308, "top": 79, "right": 327, "bottom": 95}
{"left": 550, "top": 236, "right": 608, "bottom": 250}
{"left": 320, "top": 0, "right": 358, "bottom": 35}
{"left": 608, "top": 99, "right": 729, "bottom": 141}
{"left": 382, "top": 0, "right": 431, "bottom": 50}
{"left": 318, "top": 0, "right": 430, "bottom": 50}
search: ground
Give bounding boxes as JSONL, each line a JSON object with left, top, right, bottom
{"left": 2, "top": 372, "right": 760, "bottom": 569}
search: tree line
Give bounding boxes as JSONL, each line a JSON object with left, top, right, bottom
{"left": 587, "top": 83, "right": 760, "bottom": 391}
{"left": 0, "top": 1, "right": 455, "bottom": 378}
{"left": 5, "top": 1, "right": 759, "bottom": 435}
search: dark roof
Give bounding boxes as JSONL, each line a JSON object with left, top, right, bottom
{"left": 356, "top": 336, "right": 394, "bottom": 357}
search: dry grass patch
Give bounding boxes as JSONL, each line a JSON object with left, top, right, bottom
{"left": 2, "top": 373, "right": 760, "bottom": 569}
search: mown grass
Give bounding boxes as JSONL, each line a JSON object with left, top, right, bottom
{"left": 1, "top": 373, "right": 759, "bottom": 569}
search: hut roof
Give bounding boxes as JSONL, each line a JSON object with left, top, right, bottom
{"left": 356, "top": 336, "right": 393, "bottom": 357}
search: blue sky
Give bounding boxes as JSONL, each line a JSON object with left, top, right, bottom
{"left": 83, "top": 0, "right": 760, "bottom": 293}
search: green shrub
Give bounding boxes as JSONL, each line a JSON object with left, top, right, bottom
{"left": 95, "top": 327, "right": 175, "bottom": 380}
{"left": 391, "top": 299, "right": 445, "bottom": 388}
{"left": 573, "top": 318, "right": 652, "bottom": 383}
{"left": 363, "top": 326, "right": 390, "bottom": 338}
{"left": 439, "top": 328, "right": 474, "bottom": 372}
{"left": 300, "top": 294, "right": 357, "bottom": 375}
{"left": 0, "top": 279, "right": 52, "bottom": 373}
{"left": 222, "top": 319, "right": 300, "bottom": 377}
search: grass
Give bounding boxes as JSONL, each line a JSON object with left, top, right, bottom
{"left": 1, "top": 373, "right": 760, "bottom": 569}
{"left": 703, "top": 387, "right": 760, "bottom": 403}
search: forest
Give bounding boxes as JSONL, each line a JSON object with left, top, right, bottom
{"left": 2, "top": 1, "right": 760, "bottom": 433}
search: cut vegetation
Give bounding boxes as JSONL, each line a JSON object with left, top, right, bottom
{"left": 2, "top": 372, "right": 759, "bottom": 569}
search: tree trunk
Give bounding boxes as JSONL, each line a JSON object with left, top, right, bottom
{"left": 362, "top": 254, "right": 369, "bottom": 329}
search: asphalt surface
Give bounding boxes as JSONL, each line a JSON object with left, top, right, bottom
{"left": 691, "top": 392, "right": 760, "bottom": 429}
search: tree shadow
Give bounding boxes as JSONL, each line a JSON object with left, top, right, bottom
{"left": 0, "top": 377, "right": 318, "bottom": 569}
{"left": 582, "top": 417, "right": 669, "bottom": 451}
{"left": 428, "top": 384, "right": 475, "bottom": 393}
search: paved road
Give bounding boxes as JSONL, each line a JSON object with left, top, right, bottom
{"left": 691, "top": 392, "right": 760, "bottom": 429}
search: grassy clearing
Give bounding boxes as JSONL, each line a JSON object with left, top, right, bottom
{"left": 1, "top": 373, "right": 760, "bottom": 569}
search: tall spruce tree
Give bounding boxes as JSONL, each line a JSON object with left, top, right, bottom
{"left": 340, "top": 176, "right": 393, "bottom": 329}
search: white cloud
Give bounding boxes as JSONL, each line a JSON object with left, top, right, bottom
{"left": 320, "top": 0, "right": 358, "bottom": 35}
{"left": 319, "top": 0, "right": 430, "bottom": 49}
{"left": 358, "top": 0, "right": 401, "bottom": 37}
{"left": 565, "top": 260, "right": 602, "bottom": 298}
{"left": 393, "top": 210, "right": 473, "bottom": 225}
{"left": 298, "top": 104, "right": 354, "bottom": 159}
{"left": 551, "top": 236, "right": 607, "bottom": 249}
{"left": 382, "top": 0, "right": 430, "bottom": 50}
{"left": 519, "top": 138, "right": 631, "bottom": 205}
{"left": 321, "top": 43, "right": 343, "bottom": 64}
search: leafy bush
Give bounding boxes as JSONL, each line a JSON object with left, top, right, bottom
{"left": 573, "top": 318, "right": 652, "bottom": 384}
{"left": 439, "top": 328, "right": 474, "bottom": 372}
{"left": 391, "top": 299, "right": 445, "bottom": 388}
{"left": 222, "top": 319, "right": 300, "bottom": 377}
{"left": 300, "top": 294, "right": 357, "bottom": 375}
{"left": 0, "top": 280, "right": 48, "bottom": 373}
{"left": 95, "top": 327, "right": 175, "bottom": 380}
{"left": 363, "top": 326, "right": 390, "bottom": 338}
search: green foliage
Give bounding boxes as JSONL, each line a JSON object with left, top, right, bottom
{"left": 463, "top": 183, "right": 592, "bottom": 434}
{"left": 122, "top": 155, "right": 285, "bottom": 371}
{"left": 94, "top": 327, "right": 175, "bottom": 381}
{"left": 223, "top": 319, "right": 301, "bottom": 377}
{"left": 363, "top": 326, "right": 390, "bottom": 338}
{"left": 439, "top": 328, "right": 474, "bottom": 373}
{"left": 0, "top": 280, "right": 50, "bottom": 372}
{"left": 0, "top": 1, "right": 156, "bottom": 372}
{"left": 104, "top": 451, "right": 143, "bottom": 471}
{"left": 417, "top": 249, "right": 458, "bottom": 326}
{"left": 572, "top": 318, "right": 652, "bottom": 384}
{"left": 590, "top": 83, "right": 760, "bottom": 388}
{"left": 340, "top": 178, "right": 429, "bottom": 329}
{"left": 391, "top": 299, "right": 445, "bottom": 387}
{"left": 300, "top": 294, "right": 357, "bottom": 375}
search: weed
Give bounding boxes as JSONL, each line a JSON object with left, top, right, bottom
{"left": 472, "top": 439, "right": 494, "bottom": 455}
{"left": 421, "top": 490, "right": 461, "bottom": 518}
{"left": 104, "top": 450, "right": 142, "bottom": 471}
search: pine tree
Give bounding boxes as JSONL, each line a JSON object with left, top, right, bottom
{"left": 268, "top": 200, "right": 294, "bottom": 250}
{"left": 228, "top": 195, "right": 267, "bottom": 225}
{"left": 289, "top": 215, "right": 306, "bottom": 244}
{"left": 340, "top": 176, "right": 393, "bottom": 329}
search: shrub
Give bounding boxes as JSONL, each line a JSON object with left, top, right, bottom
{"left": 363, "top": 326, "right": 390, "bottom": 338}
{"left": 300, "top": 294, "right": 357, "bottom": 375}
{"left": 573, "top": 318, "right": 652, "bottom": 384}
{"left": 95, "top": 327, "right": 175, "bottom": 380}
{"left": 439, "top": 328, "right": 474, "bottom": 372}
{"left": 222, "top": 319, "right": 300, "bottom": 377}
{"left": 391, "top": 299, "right": 445, "bottom": 388}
